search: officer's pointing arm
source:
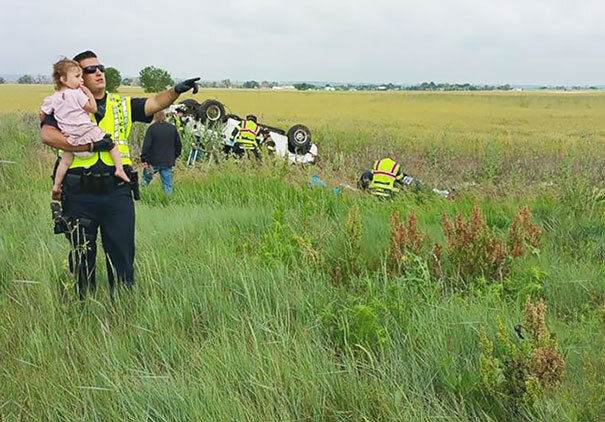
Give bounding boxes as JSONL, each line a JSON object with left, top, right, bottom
{"left": 144, "top": 77, "right": 200, "bottom": 116}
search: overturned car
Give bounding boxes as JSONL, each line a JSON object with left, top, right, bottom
{"left": 167, "top": 99, "right": 318, "bottom": 165}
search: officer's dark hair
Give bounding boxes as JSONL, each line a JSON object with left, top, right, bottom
{"left": 72, "top": 50, "right": 98, "bottom": 64}
{"left": 246, "top": 114, "right": 257, "bottom": 123}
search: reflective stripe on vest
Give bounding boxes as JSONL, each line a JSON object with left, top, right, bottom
{"left": 69, "top": 93, "right": 133, "bottom": 169}
{"left": 369, "top": 158, "right": 400, "bottom": 192}
{"left": 236, "top": 120, "right": 260, "bottom": 146}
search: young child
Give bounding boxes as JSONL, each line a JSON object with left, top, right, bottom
{"left": 41, "top": 58, "right": 130, "bottom": 200}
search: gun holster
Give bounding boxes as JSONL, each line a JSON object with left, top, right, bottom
{"left": 130, "top": 170, "right": 140, "bottom": 201}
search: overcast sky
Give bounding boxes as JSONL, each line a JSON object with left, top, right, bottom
{"left": 1, "top": 0, "right": 604, "bottom": 84}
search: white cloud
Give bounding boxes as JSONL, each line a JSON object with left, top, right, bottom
{"left": 1, "top": 0, "right": 604, "bottom": 84}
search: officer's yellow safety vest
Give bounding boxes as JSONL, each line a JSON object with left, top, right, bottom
{"left": 369, "top": 158, "right": 401, "bottom": 196}
{"left": 235, "top": 120, "right": 260, "bottom": 149}
{"left": 69, "top": 93, "right": 133, "bottom": 169}
{"left": 174, "top": 116, "right": 182, "bottom": 133}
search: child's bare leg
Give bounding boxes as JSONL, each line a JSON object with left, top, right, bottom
{"left": 109, "top": 144, "right": 131, "bottom": 183}
{"left": 52, "top": 152, "right": 73, "bottom": 200}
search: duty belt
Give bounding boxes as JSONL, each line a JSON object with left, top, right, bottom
{"left": 63, "top": 170, "right": 131, "bottom": 195}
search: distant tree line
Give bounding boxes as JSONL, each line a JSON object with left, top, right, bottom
{"left": 407, "top": 82, "right": 513, "bottom": 91}
{"left": 293, "top": 81, "right": 514, "bottom": 91}
{"left": 6, "top": 65, "right": 603, "bottom": 93}
{"left": 538, "top": 85, "right": 600, "bottom": 91}
{"left": 194, "top": 80, "right": 278, "bottom": 89}
{"left": 16, "top": 74, "right": 51, "bottom": 84}
{"left": 10, "top": 69, "right": 121, "bottom": 88}
{"left": 294, "top": 82, "right": 316, "bottom": 91}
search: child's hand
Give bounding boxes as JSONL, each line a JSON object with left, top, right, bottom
{"left": 51, "top": 185, "right": 62, "bottom": 200}
{"left": 80, "top": 85, "right": 93, "bottom": 97}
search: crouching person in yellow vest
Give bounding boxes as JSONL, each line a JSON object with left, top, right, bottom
{"left": 358, "top": 154, "right": 419, "bottom": 198}
{"left": 226, "top": 114, "right": 264, "bottom": 159}
{"left": 41, "top": 50, "right": 200, "bottom": 298}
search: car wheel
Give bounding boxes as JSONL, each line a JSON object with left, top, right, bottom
{"left": 287, "top": 124, "right": 312, "bottom": 154}
{"left": 179, "top": 99, "right": 200, "bottom": 115}
{"left": 197, "top": 99, "right": 225, "bottom": 127}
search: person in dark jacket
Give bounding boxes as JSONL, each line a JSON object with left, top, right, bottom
{"left": 141, "top": 111, "right": 182, "bottom": 194}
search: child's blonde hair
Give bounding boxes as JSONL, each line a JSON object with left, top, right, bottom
{"left": 52, "top": 58, "right": 80, "bottom": 90}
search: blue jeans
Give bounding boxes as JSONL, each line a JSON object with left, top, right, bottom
{"left": 142, "top": 166, "right": 173, "bottom": 194}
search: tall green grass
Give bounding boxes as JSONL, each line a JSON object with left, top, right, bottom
{"left": 1, "top": 101, "right": 603, "bottom": 421}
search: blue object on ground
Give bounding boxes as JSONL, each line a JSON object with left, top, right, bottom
{"left": 332, "top": 188, "right": 342, "bottom": 195}
{"left": 311, "top": 175, "right": 328, "bottom": 188}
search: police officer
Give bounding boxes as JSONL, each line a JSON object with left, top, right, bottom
{"left": 227, "top": 114, "right": 264, "bottom": 158}
{"left": 170, "top": 109, "right": 185, "bottom": 136}
{"left": 41, "top": 50, "right": 199, "bottom": 297}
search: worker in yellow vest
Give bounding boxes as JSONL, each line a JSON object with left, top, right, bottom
{"left": 359, "top": 154, "right": 415, "bottom": 198}
{"left": 172, "top": 109, "right": 185, "bottom": 136}
{"left": 41, "top": 50, "right": 199, "bottom": 298}
{"left": 227, "top": 114, "right": 264, "bottom": 158}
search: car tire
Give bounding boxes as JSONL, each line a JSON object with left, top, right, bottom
{"left": 197, "top": 99, "right": 225, "bottom": 127}
{"left": 287, "top": 124, "right": 312, "bottom": 154}
{"left": 179, "top": 99, "right": 200, "bottom": 114}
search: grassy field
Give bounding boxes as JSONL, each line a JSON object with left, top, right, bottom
{"left": 0, "top": 86, "right": 604, "bottom": 420}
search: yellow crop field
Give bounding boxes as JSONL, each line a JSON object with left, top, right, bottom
{"left": 4, "top": 83, "right": 605, "bottom": 189}
{"left": 3, "top": 84, "right": 605, "bottom": 148}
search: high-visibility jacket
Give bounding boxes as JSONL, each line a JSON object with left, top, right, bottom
{"left": 173, "top": 115, "right": 183, "bottom": 133}
{"left": 369, "top": 158, "right": 402, "bottom": 197}
{"left": 231, "top": 119, "right": 261, "bottom": 149}
{"left": 68, "top": 93, "right": 133, "bottom": 169}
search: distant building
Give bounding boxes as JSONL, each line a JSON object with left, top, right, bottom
{"left": 324, "top": 86, "right": 336, "bottom": 91}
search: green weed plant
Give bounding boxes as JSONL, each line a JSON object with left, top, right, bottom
{"left": 479, "top": 297, "right": 565, "bottom": 412}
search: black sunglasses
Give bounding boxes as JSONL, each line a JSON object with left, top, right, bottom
{"left": 82, "top": 64, "right": 106, "bottom": 74}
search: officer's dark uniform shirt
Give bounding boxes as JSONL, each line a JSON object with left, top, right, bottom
{"left": 43, "top": 94, "right": 152, "bottom": 173}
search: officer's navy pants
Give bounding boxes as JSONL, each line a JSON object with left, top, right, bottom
{"left": 62, "top": 184, "right": 135, "bottom": 297}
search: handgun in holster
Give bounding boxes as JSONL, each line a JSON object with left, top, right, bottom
{"left": 130, "top": 170, "right": 140, "bottom": 201}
